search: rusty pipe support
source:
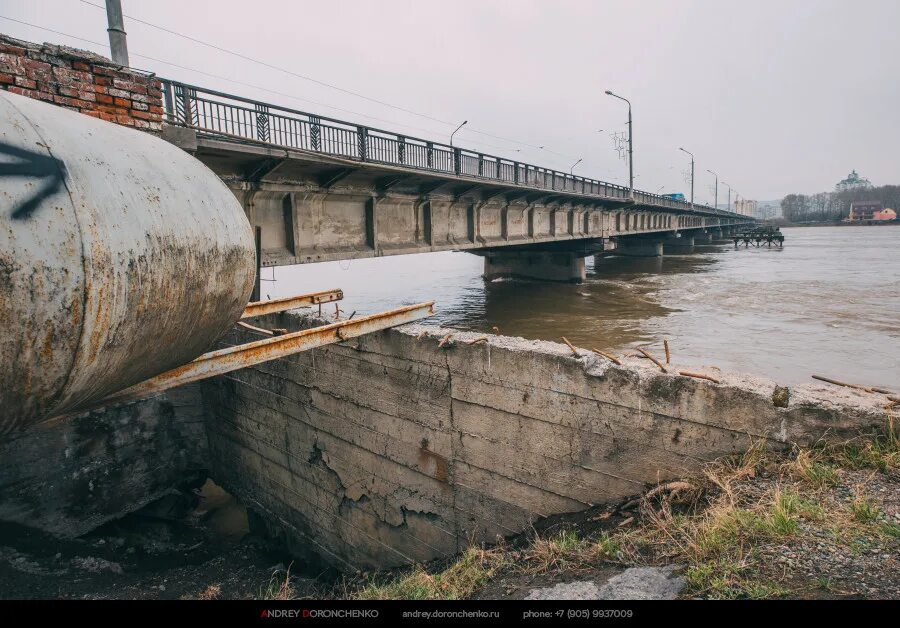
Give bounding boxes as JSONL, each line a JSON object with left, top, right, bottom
{"left": 241, "top": 289, "right": 344, "bottom": 319}
{"left": 97, "top": 301, "right": 434, "bottom": 409}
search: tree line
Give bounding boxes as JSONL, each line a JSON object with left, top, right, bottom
{"left": 780, "top": 185, "right": 899, "bottom": 223}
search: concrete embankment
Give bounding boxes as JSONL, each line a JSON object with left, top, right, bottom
{"left": 199, "top": 312, "right": 887, "bottom": 570}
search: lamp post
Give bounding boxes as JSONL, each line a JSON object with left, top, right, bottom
{"left": 570, "top": 158, "right": 582, "bottom": 175}
{"left": 722, "top": 181, "right": 732, "bottom": 212}
{"left": 706, "top": 169, "right": 718, "bottom": 212}
{"left": 605, "top": 90, "right": 633, "bottom": 200}
{"left": 679, "top": 147, "right": 694, "bottom": 208}
{"left": 450, "top": 120, "right": 467, "bottom": 147}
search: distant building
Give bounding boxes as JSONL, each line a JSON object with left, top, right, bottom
{"left": 835, "top": 170, "right": 873, "bottom": 192}
{"left": 847, "top": 200, "right": 883, "bottom": 221}
{"left": 734, "top": 199, "right": 758, "bottom": 217}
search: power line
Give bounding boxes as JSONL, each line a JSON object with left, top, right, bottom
{"left": 77, "top": 0, "right": 576, "bottom": 158}
{"left": 0, "top": 15, "right": 534, "bottom": 156}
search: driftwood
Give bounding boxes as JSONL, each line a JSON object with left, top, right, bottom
{"left": 560, "top": 336, "right": 580, "bottom": 357}
{"left": 468, "top": 336, "right": 489, "bottom": 345}
{"left": 416, "top": 330, "right": 428, "bottom": 340}
{"left": 679, "top": 370, "right": 721, "bottom": 384}
{"left": 637, "top": 347, "right": 667, "bottom": 373}
{"left": 812, "top": 374, "right": 871, "bottom": 392}
{"left": 438, "top": 333, "right": 454, "bottom": 348}
{"left": 664, "top": 339, "right": 671, "bottom": 364}
{"left": 591, "top": 348, "right": 621, "bottom": 365}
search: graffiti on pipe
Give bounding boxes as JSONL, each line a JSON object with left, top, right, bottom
{"left": 0, "top": 141, "right": 67, "bottom": 220}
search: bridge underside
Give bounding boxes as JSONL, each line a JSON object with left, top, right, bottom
{"left": 166, "top": 128, "right": 751, "bottom": 281}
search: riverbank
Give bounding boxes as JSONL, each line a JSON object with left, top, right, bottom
{"left": 1, "top": 418, "right": 896, "bottom": 600}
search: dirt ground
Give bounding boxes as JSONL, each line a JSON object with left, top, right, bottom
{"left": 1, "top": 431, "right": 898, "bottom": 600}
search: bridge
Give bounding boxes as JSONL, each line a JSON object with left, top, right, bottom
{"left": 159, "top": 80, "right": 753, "bottom": 282}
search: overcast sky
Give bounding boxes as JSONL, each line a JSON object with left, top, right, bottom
{"left": 3, "top": 0, "right": 898, "bottom": 201}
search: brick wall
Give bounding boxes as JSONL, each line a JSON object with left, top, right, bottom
{"left": 0, "top": 34, "right": 163, "bottom": 131}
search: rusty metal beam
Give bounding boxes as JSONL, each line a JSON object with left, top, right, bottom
{"left": 101, "top": 301, "right": 434, "bottom": 407}
{"left": 241, "top": 289, "right": 343, "bottom": 319}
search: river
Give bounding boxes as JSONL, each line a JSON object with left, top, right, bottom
{"left": 266, "top": 225, "right": 899, "bottom": 390}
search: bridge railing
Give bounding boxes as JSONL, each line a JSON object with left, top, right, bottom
{"left": 161, "top": 79, "right": 743, "bottom": 218}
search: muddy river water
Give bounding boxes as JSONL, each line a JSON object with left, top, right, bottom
{"left": 267, "top": 225, "right": 899, "bottom": 390}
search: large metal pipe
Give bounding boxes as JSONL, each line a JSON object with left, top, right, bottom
{"left": 0, "top": 91, "right": 256, "bottom": 434}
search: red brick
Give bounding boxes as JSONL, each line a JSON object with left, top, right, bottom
{"left": 130, "top": 109, "right": 155, "bottom": 121}
{"left": 0, "top": 73, "right": 14, "bottom": 85}
{"left": 132, "top": 101, "right": 149, "bottom": 111}
{"left": 116, "top": 114, "right": 135, "bottom": 126}
{"left": 95, "top": 93, "right": 114, "bottom": 105}
{"left": 93, "top": 75, "right": 112, "bottom": 86}
{"left": 148, "top": 105, "right": 164, "bottom": 115}
{"left": 99, "top": 112, "right": 118, "bottom": 122}
{"left": 53, "top": 95, "right": 87, "bottom": 108}
{"left": 8, "top": 86, "right": 53, "bottom": 102}
{"left": 113, "top": 97, "right": 131, "bottom": 107}
{"left": 0, "top": 43, "right": 27, "bottom": 56}
{"left": 20, "top": 58, "right": 51, "bottom": 73}
{"left": 14, "top": 76, "right": 36, "bottom": 89}
{"left": 72, "top": 61, "right": 91, "bottom": 71}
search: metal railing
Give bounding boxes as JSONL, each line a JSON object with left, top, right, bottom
{"left": 160, "top": 79, "right": 743, "bottom": 218}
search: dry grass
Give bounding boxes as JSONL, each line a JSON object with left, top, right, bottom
{"left": 353, "top": 547, "right": 506, "bottom": 600}
{"left": 259, "top": 567, "right": 297, "bottom": 600}
{"left": 197, "top": 584, "right": 221, "bottom": 600}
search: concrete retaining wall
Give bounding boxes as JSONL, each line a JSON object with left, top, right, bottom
{"left": 201, "top": 313, "right": 887, "bottom": 570}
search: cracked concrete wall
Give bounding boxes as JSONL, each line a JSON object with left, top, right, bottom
{"left": 201, "top": 314, "right": 887, "bottom": 571}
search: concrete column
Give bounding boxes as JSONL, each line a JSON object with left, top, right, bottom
{"left": 483, "top": 251, "right": 586, "bottom": 283}
{"left": 615, "top": 237, "right": 663, "bottom": 257}
{"left": 662, "top": 233, "right": 694, "bottom": 254}
{"left": 693, "top": 231, "right": 713, "bottom": 244}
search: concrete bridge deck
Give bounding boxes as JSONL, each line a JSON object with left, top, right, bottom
{"left": 160, "top": 81, "right": 753, "bottom": 278}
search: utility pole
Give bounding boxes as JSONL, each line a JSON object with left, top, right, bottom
{"left": 605, "top": 90, "right": 633, "bottom": 200}
{"left": 707, "top": 169, "right": 718, "bottom": 212}
{"left": 723, "top": 181, "right": 732, "bottom": 212}
{"left": 570, "top": 158, "right": 582, "bottom": 175}
{"left": 679, "top": 147, "right": 694, "bottom": 208}
{"left": 105, "top": 0, "right": 130, "bottom": 67}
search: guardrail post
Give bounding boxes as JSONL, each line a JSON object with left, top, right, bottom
{"left": 477, "top": 154, "right": 483, "bottom": 176}
{"left": 455, "top": 148, "right": 462, "bottom": 175}
{"left": 398, "top": 136, "right": 406, "bottom": 164}
{"left": 357, "top": 126, "right": 368, "bottom": 161}
{"left": 495, "top": 160, "right": 501, "bottom": 180}
{"left": 162, "top": 80, "right": 175, "bottom": 123}
{"left": 310, "top": 115, "right": 321, "bottom": 151}
{"left": 255, "top": 104, "right": 270, "bottom": 143}
{"left": 426, "top": 142, "right": 433, "bottom": 168}
{"left": 513, "top": 162, "right": 520, "bottom": 184}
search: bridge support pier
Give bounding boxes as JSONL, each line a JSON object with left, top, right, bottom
{"left": 483, "top": 251, "right": 586, "bottom": 283}
{"left": 693, "top": 231, "right": 714, "bottom": 244}
{"left": 662, "top": 233, "right": 694, "bottom": 254}
{"left": 614, "top": 238, "right": 663, "bottom": 257}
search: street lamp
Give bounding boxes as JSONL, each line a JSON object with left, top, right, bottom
{"left": 450, "top": 120, "right": 467, "bottom": 147}
{"left": 570, "top": 158, "right": 583, "bottom": 175}
{"left": 722, "top": 181, "right": 733, "bottom": 212}
{"left": 706, "top": 169, "right": 718, "bottom": 212}
{"left": 605, "top": 90, "right": 633, "bottom": 200}
{"left": 679, "top": 147, "right": 695, "bottom": 208}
